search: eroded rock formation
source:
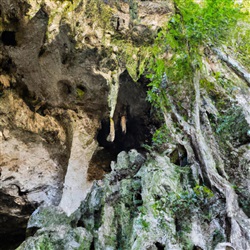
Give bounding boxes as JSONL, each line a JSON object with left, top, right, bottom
{"left": 0, "top": 0, "right": 161, "bottom": 248}
{"left": 0, "top": 0, "right": 250, "bottom": 250}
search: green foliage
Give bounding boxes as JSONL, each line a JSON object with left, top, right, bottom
{"left": 200, "top": 78, "right": 215, "bottom": 93}
{"left": 193, "top": 184, "right": 214, "bottom": 199}
{"left": 85, "top": 0, "right": 113, "bottom": 30}
{"left": 38, "top": 237, "right": 54, "bottom": 250}
{"left": 128, "top": 0, "right": 138, "bottom": 20}
{"left": 17, "top": 236, "right": 54, "bottom": 250}
{"left": 146, "top": 61, "right": 171, "bottom": 111}
{"left": 216, "top": 106, "right": 249, "bottom": 146}
{"left": 139, "top": 217, "right": 150, "bottom": 230}
{"left": 150, "top": 184, "right": 213, "bottom": 222}
{"left": 238, "top": 193, "right": 250, "bottom": 217}
{"left": 148, "top": 183, "right": 213, "bottom": 248}
{"left": 176, "top": 0, "right": 241, "bottom": 45}
{"left": 212, "top": 229, "right": 226, "bottom": 249}
{"left": 136, "top": 207, "right": 150, "bottom": 231}
{"left": 213, "top": 73, "right": 236, "bottom": 95}
{"left": 165, "top": 185, "right": 214, "bottom": 217}
{"left": 152, "top": 125, "right": 172, "bottom": 147}
{"left": 146, "top": 0, "right": 242, "bottom": 111}
{"left": 226, "top": 0, "right": 250, "bottom": 70}
{"left": 76, "top": 87, "right": 85, "bottom": 98}
{"left": 228, "top": 24, "right": 250, "bottom": 71}
{"left": 145, "top": 0, "right": 244, "bottom": 152}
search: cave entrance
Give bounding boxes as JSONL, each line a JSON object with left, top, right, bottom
{"left": 0, "top": 233, "right": 26, "bottom": 250}
{"left": 88, "top": 115, "right": 151, "bottom": 181}
{"left": 88, "top": 71, "right": 153, "bottom": 181}
{"left": 1, "top": 31, "right": 17, "bottom": 46}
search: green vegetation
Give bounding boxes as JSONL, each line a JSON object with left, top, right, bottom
{"left": 146, "top": 0, "right": 243, "bottom": 111}
{"left": 149, "top": 181, "right": 214, "bottom": 249}
{"left": 227, "top": 0, "right": 250, "bottom": 70}
{"left": 216, "top": 106, "right": 249, "bottom": 146}
{"left": 84, "top": 0, "right": 113, "bottom": 30}
{"left": 36, "top": 237, "right": 54, "bottom": 250}
{"left": 128, "top": 0, "right": 138, "bottom": 20}
{"left": 229, "top": 25, "right": 250, "bottom": 71}
{"left": 144, "top": 0, "right": 246, "bottom": 149}
{"left": 16, "top": 236, "right": 54, "bottom": 250}
{"left": 76, "top": 87, "right": 85, "bottom": 98}
{"left": 157, "top": 185, "right": 213, "bottom": 217}
{"left": 212, "top": 229, "right": 226, "bottom": 249}
{"left": 151, "top": 124, "right": 172, "bottom": 148}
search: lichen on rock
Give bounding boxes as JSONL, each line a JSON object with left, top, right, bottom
{"left": 17, "top": 206, "right": 93, "bottom": 250}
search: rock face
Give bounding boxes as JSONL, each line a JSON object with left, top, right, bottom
{"left": 0, "top": 0, "right": 250, "bottom": 249}
{"left": 59, "top": 111, "right": 99, "bottom": 215}
{"left": 16, "top": 148, "right": 250, "bottom": 250}
{"left": 0, "top": 92, "right": 67, "bottom": 249}
{"left": 17, "top": 206, "right": 93, "bottom": 250}
{"left": 0, "top": 0, "right": 160, "bottom": 248}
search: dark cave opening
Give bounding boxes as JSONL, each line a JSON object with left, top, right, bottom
{"left": 90, "top": 240, "right": 95, "bottom": 250}
{"left": 193, "top": 246, "right": 203, "bottom": 250}
{"left": 88, "top": 71, "right": 153, "bottom": 181}
{"left": 0, "top": 189, "right": 36, "bottom": 250}
{"left": 88, "top": 114, "right": 152, "bottom": 181}
{"left": 0, "top": 233, "right": 26, "bottom": 250}
{"left": 97, "top": 115, "right": 150, "bottom": 154}
{"left": 1, "top": 31, "right": 17, "bottom": 46}
{"left": 155, "top": 242, "right": 165, "bottom": 250}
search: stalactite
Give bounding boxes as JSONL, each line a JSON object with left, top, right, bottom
{"left": 107, "top": 117, "right": 115, "bottom": 142}
{"left": 93, "top": 66, "right": 123, "bottom": 143}
{"left": 121, "top": 115, "right": 126, "bottom": 134}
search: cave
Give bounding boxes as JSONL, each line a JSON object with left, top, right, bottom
{"left": 0, "top": 233, "right": 26, "bottom": 250}
{"left": 88, "top": 116, "right": 150, "bottom": 180}
{"left": 1, "top": 31, "right": 17, "bottom": 46}
{"left": 0, "top": 191, "right": 35, "bottom": 250}
{"left": 154, "top": 242, "right": 165, "bottom": 250}
{"left": 97, "top": 115, "right": 150, "bottom": 153}
{"left": 88, "top": 72, "right": 153, "bottom": 181}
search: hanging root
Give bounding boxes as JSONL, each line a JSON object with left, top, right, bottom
{"left": 107, "top": 117, "right": 115, "bottom": 142}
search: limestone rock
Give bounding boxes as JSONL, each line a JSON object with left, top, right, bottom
{"left": 0, "top": 0, "right": 250, "bottom": 249}
{"left": 16, "top": 206, "right": 92, "bottom": 250}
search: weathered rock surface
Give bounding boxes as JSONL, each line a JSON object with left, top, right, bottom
{"left": 17, "top": 206, "right": 93, "bottom": 250}
{"left": 0, "top": 92, "right": 67, "bottom": 248}
{"left": 59, "top": 111, "right": 99, "bottom": 215}
{"left": 0, "top": 0, "right": 161, "bottom": 247}
{"left": 0, "top": 0, "right": 250, "bottom": 249}
{"left": 17, "top": 148, "right": 250, "bottom": 249}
